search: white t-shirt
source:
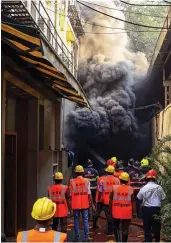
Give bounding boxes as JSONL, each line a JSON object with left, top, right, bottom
{"left": 137, "top": 181, "right": 165, "bottom": 207}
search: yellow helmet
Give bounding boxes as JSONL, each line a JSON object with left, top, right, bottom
{"left": 105, "top": 165, "right": 115, "bottom": 173}
{"left": 119, "top": 172, "right": 130, "bottom": 181}
{"left": 111, "top": 157, "right": 117, "bottom": 163}
{"left": 141, "top": 158, "right": 149, "bottom": 167}
{"left": 31, "top": 197, "right": 56, "bottom": 221}
{"left": 54, "top": 172, "right": 63, "bottom": 180}
{"left": 74, "top": 165, "right": 84, "bottom": 173}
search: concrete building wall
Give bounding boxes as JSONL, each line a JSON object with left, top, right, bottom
{"left": 37, "top": 99, "right": 54, "bottom": 198}
{"left": 153, "top": 104, "right": 171, "bottom": 148}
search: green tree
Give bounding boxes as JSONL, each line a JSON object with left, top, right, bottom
{"left": 119, "top": 0, "right": 169, "bottom": 61}
{"left": 149, "top": 135, "right": 171, "bottom": 241}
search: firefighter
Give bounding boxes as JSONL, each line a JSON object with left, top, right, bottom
{"left": 110, "top": 172, "right": 135, "bottom": 242}
{"left": 98, "top": 165, "right": 120, "bottom": 235}
{"left": 140, "top": 158, "right": 150, "bottom": 175}
{"left": 93, "top": 170, "right": 106, "bottom": 229}
{"left": 47, "top": 172, "right": 70, "bottom": 233}
{"left": 129, "top": 160, "right": 141, "bottom": 181}
{"left": 84, "top": 159, "right": 99, "bottom": 204}
{"left": 17, "top": 197, "right": 67, "bottom": 242}
{"left": 114, "top": 160, "right": 124, "bottom": 178}
{"left": 69, "top": 165, "right": 95, "bottom": 242}
{"left": 124, "top": 158, "right": 135, "bottom": 174}
{"left": 137, "top": 169, "right": 166, "bottom": 242}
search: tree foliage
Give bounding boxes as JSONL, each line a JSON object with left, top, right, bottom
{"left": 119, "top": 0, "right": 169, "bottom": 61}
{"left": 149, "top": 135, "right": 171, "bottom": 241}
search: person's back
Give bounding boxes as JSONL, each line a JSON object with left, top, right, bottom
{"left": 70, "top": 174, "right": 89, "bottom": 209}
{"left": 17, "top": 197, "right": 67, "bottom": 242}
{"left": 140, "top": 166, "right": 150, "bottom": 175}
{"left": 102, "top": 174, "right": 120, "bottom": 205}
{"left": 84, "top": 167, "right": 99, "bottom": 189}
{"left": 17, "top": 229, "right": 66, "bottom": 242}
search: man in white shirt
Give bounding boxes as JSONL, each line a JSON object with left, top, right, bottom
{"left": 137, "top": 169, "right": 165, "bottom": 242}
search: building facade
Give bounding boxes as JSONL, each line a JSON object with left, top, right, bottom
{"left": 150, "top": 7, "right": 171, "bottom": 146}
{"left": 1, "top": 0, "right": 88, "bottom": 237}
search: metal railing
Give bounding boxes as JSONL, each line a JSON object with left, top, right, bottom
{"left": 29, "top": 1, "right": 78, "bottom": 78}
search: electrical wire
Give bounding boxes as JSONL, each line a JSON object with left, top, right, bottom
{"left": 77, "top": 1, "right": 171, "bottom": 29}
{"left": 2, "top": 21, "right": 168, "bottom": 35}
{"left": 163, "top": 0, "right": 171, "bottom": 4}
{"left": 120, "top": 0, "right": 170, "bottom": 6}
{"left": 44, "top": 7, "right": 167, "bottom": 32}
{"left": 79, "top": 0, "right": 166, "bottom": 18}
{"left": 128, "top": 102, "right": 162, "bottom": 111}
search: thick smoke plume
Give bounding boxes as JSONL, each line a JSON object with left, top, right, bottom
{"left": 65, "top": 0, "right": 151, "bottom": 161}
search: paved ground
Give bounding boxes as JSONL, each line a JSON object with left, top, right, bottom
{"left": 67, "top": 214, "right": 145, "bottom": 242}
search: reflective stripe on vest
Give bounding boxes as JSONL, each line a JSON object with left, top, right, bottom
{"left": 70, "top": 178, "right": 89, "bottom": 193}
{"left": 113, "top": 185, "right": 133, "bottom": 201}
{"left": 21, "top": 231, "right": 60, "bottom": 242}
{"left": 49, "top": 185, "right": 66, "bottom": 200}
{"left": 54, "top": 232, "right": 61, "bottom": 242}
{"left": 21, "top": 231, "right": 28, "bottom": 242}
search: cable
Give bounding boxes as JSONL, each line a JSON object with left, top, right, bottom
{"left": 77, "top": 1, "right": 171, "bottom": 29}
{"left": 163, "top": 0, "right": 171, "bottom": 4}
{"left": 128, "top": 102, "right": 162, "bottom": 111}
{"left": 80, "top": 0, "right": 166, "bottom": 18}
{"left": 2, "top": 20, "right": 168, "bottom": 35}
{"left": 45, "top": 7, "right": 166, "bottom": 32}
{"left": 120, "top": 0, "right": 170, "bottom": 6}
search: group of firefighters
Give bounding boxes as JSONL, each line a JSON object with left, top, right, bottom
{"left": 16, "top": 157, "right": 166, "bottom": 242}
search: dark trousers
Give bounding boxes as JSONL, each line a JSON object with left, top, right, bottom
{"left": 142, "top": 206, "right": 161, "bottom": 242}
{"left": 52, "top": 217, "right": 67, "bottom": 233}
{"left": 91, "top": 189, "right": 96, "bottom": 204}
{"left": 93, "top": 202, "right": 104, "bottom": 227}
{"left": 113, "top": 218, "right": 131, "bottom": 242}
{"left": 104, "top": 205, "right": 113, "bottom": 233}
{"left": 89, "top": 189, "right": 96, "bottom": 219}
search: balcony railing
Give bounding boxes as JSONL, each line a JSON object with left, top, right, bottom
{"left": 27, "top": 1, "right": 77, "bottom": 77}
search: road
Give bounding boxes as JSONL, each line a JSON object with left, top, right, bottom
{"left": 67, "top": 214, "right": 144, "bottom": 242}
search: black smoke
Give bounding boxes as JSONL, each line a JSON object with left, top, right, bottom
{"left": 64, "top": 1, "right": 163, "bottom": 164}
{"left": 65, "top": 57, "right": 153, "bottom": 162}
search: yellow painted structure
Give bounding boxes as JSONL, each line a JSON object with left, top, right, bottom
{"left": 153, "top": 104, "right": 171, "bottom": 149}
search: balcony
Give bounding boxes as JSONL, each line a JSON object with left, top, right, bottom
{"left": 68, "top": 0, "right": 85, "bottom": 38}
{"left": 1, "top": 0, "right": 77, "bottom": 77}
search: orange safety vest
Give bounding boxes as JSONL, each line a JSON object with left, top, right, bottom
{"left": 112, "top": 184, "right": 134, "bottom": 219}
{"left": 102, "top": 175, "right": 120, "bottom": 205}
{"left": 114, "top": 170, "right": 124, "bottom": 178}
{"left": 17, "top": 229, "right": 67, "bottom": 242}
{"left": 48, "top": 184, "right": 68, "bottom": 217}
{"left": 95, "top": 175, "right": 105, "bottom": 203}
{"left": 69, "top": 176, "right": 89, "bottom": 209}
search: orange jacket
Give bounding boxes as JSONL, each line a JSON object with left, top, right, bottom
{"left": 112, "top": 184, "right": 134, "bottom": 219}
{"left": 114, "top": 170, "right": 124, "bottom": 178}
{"left": 101, "top": 175, "right": 120, "bottom": 205}
{"left": 48, "top": 184, "right": 68, "bottom": 217}
{"left": 17, "top": 229, "right": 67, "bottom": 242}
{"left": 69, "top": 176, "right": 89, "bottom": 209}
{"left": 95, "top": 175, "right": 105, "bottom": 203}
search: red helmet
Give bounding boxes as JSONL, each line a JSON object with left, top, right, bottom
{"left": 146, "top": 169, "right": 158, "bottom": 179}
{"left": 106, "top": 159, "right": 116, "bottom": 168}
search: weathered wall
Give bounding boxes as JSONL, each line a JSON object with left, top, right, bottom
{"left": 153, "top": 104, "right": 171, "bottom": 147}
{"left": 37, "top": 99, "right": 55, "bottom": 198}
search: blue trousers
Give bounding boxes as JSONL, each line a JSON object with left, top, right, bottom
{"left": 74, "top": 209, "right": 89, "bottom": 241}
